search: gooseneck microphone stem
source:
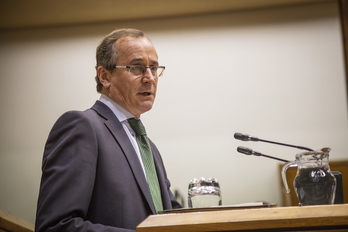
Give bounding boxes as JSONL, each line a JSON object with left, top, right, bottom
{"left": 234, "top": 132, "right": 314, "bottom": 151}
{"left": 260, "top": 153, "right": 289, "bottom": 163}
{"left": 237, "top": 146, "right": 289, "bottom": 163}
{"left": 258, "top": 138, "right": 313, "bottom": 151}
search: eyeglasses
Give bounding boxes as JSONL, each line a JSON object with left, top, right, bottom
{"left": 113, "top": 65, "right": 165, "bottom": 77}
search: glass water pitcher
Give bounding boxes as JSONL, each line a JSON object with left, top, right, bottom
{"left": 281, "top": 148, "right": 336, "bottom": 205}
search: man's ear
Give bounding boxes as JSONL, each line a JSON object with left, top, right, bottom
{"left": 97, "top": 66, "right": 111, "bottom": 89}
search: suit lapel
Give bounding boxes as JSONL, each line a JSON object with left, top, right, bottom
{"left": 91, "top": 101, "right": 156, "bottom": 214}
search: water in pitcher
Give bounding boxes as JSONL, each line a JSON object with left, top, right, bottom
{"left": 294, "top": 167, "right": 336, "bottom": 205}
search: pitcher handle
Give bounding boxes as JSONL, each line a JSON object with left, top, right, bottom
{"left": 281, "top": 161, "right": 297, "bottom": 193}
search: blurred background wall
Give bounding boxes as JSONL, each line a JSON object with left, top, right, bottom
{"left": 0, "top": 0, "right": 347, "bottom": 224}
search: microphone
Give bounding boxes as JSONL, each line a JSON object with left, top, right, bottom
{"left": 234, "top": 132, "right": 313, "bottom": 151}
{"left": 237, "top": 146, "right": 290, "bottom": 163}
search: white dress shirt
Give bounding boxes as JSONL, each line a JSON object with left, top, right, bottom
{"left": 98, "top": 94, "right": 146, "bottom": 175}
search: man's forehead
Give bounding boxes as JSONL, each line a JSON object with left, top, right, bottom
{"left": 116, "top": 36, "right": 151, "bottom": 46}
{"left": 116, "top": 37, "right": 158, "bottom": 63}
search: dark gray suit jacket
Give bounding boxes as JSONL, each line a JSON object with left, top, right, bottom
{"left": 35, "top": 101, "right": 181, "bottom": 232}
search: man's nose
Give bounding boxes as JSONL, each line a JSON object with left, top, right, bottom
{"left": 142, "top": 68, "right": 156, "bottom": 82}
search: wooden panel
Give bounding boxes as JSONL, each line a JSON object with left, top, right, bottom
{"left": 0, "top": 0, "right": 334, "bottom": 29}
{"left": 339, "top": 0, "right": 348, "bottom": 105}
{"left": 0, "top": 210, "right": 34, "bottom": 232}
{"left": 137, "top": 204, "right": 348, "bottom": 232}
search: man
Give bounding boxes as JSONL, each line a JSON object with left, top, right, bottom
{"left": 35, "top": 28, "right": 182, "bottom": 232}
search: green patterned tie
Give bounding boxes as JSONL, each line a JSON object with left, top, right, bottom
{"left": 128, "top": 118, "right": 163, "bottom": 213}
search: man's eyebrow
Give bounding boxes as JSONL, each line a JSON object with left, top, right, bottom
{"left": 129, "top": 58, "right": 159, "bottom": 65}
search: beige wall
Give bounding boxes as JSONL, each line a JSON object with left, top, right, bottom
{"left": 0, "top": 1, "right": 347, "bottom": 224}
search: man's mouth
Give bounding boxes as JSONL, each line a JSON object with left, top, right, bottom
{"left": 139, "top": 91, "right": 151, "bottom": 96}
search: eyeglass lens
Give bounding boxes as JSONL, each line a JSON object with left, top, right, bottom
{"left": 130, "top": 66, "right": 164, "bottom": 77}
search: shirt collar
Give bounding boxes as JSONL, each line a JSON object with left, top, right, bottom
{"left": 98, "top": 94, "right": 138, "bottom": 122}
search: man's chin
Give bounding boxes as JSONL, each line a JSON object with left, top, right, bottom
{"left": 139, "top": 102, "right": 154, "bottom": 113}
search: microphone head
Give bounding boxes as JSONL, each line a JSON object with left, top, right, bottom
{"left": 234, "top": 132, "right": 259, "bottom": 142}
{"left": 234, "top": 132, "right": 248, "bottom": 141}
{"left": 237, "top": 146, "right": 253, "bottom": 155}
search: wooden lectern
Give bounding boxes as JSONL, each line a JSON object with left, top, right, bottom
{"left": 0, "top": 209, "right": 34, "bottom": 232}
{"left": 137, "top": 204, "right": 348, "bottom": 231}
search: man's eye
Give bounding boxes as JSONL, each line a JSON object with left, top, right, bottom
{"left": 131, "top": 66, "right": 142, "bottom": 70}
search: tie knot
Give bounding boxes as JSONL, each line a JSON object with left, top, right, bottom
{"left": 128, "top": 118, "right": 147, "bottom": 136}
